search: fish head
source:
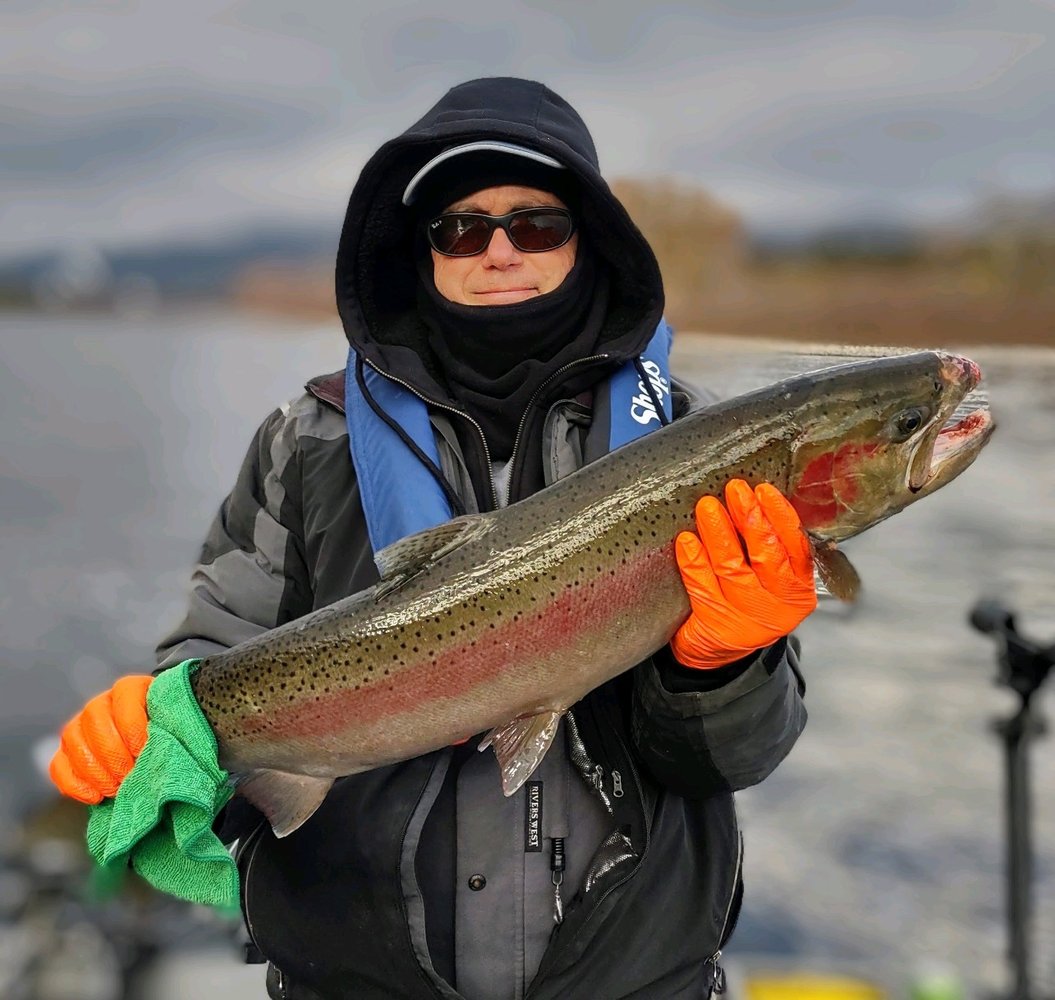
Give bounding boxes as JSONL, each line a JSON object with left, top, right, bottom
{"left": 785, "top": 351, "right": 994, "bottom": 541}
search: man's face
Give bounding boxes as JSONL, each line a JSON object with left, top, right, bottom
{"left": 430, "top": 184, "right": 578, "bottom": 307}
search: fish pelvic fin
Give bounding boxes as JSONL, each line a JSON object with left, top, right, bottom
{"left": 234, "top": 769, "right": 335, "bottom": 838}
{"left": 480, "top": 710, "right": 564, "bottom": 797}
{"left": 810, "top": 537, "right": 862, "bottom": 603}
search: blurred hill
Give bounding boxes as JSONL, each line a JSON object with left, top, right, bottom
{"left": 2, "top": 180, "right": 1052, "bottom": 346}
{"left": 610, "top": 177, "right": 1054, "bottom": 346}
{"left": 0, "top": 224, "right": 336, "bottom": 314}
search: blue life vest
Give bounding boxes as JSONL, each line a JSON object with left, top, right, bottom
{"left": 345, "top": 321, "right": 673, "bottom": 556}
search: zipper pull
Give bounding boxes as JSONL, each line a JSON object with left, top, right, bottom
{"left": 592, "top": 763, "right": 605, "bottom": 793}
{"left": 611, "top": 769, "right": 624, "bottom": 798}
{"left": 709, "top": 951, "right": 726, "bottom": 995}
{"left": 551, "top": 837, "right": 566, "bottom": 925}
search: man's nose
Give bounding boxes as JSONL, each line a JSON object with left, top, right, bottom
{"left": 482, "top": 226, "right": 522, "bottom": 266}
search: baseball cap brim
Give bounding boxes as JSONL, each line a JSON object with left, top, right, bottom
{"left": 401, "top": 141, "right": 566, "bottom": 207}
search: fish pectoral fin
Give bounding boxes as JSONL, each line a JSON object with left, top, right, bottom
{"left": 809, "top": 537, "right": 862, "bottom": 603}
{"left": 234, "top": 770, "right": 335, "bottom": 838}
{"left": 480, "top": 710, "right": 564, "bottom": 797}
{"left": 374, "top": 514, "right": 490, "bottom": 584}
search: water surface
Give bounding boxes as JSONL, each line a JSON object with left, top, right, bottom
{"left": 2, "top": 309, "right": 1052, "bottom": 996}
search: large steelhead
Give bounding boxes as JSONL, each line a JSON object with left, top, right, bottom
{"left": 190, "top": 351, "right": 993, "bottom": 835}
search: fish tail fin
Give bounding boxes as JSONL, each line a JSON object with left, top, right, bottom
{"left": 234, "top": 769, "right": 334, "bottom": 838}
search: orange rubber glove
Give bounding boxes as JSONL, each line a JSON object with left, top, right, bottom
{"left": 49, "top": 675, "right": 153, "bottom": 804}
{"left": 671, "top": 479, "right": 816, "bottom": 669}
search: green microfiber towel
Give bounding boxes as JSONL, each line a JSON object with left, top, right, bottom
{"left": 86, "top": 658, "right": 240, "bottom": 914}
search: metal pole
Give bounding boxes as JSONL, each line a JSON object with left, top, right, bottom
{"left": 994, "top": 704, "right": 1038, "bottom": 999}
{"left": 970, "top": 600, "right": 1054, "bottom": 1000}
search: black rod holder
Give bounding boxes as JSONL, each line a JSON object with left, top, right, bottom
{"left": 970, "top": 599, "right": 1055, "bottom": 1000}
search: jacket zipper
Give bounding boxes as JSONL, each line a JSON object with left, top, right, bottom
{"left": 363, "top": 358, "right": 501, "bottom": 510}
{"left": 366, "top": 353, "right": 611, "bottom": 509}
{"left": 574, "top": 728, "right": 650, "bottom": 925}
{"left": 708, "top": 827, "right": 743, "bottom": 995}
{"left": 503, "top": 354, "right": 610, "bottom": 505}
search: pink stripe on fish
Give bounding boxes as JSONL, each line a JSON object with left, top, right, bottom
{"left": 235, "top": 544, "right": 675, "bottom": 741}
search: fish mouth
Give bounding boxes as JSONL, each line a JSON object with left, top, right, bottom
{"left": 908, "top": 354, "right": 994, "bottom": 494}
{"left": 928, "top": 403, "right": 995, "bottom": 479}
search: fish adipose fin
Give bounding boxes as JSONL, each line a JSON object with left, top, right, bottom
{"left": 480, "top": 710, "right": 564, "bottom": 796}
{"left": 235, "top": 769, "right": 335, "bottom": 838}
{"left": 374, "top": 514, "right": 491, "bottom": 599}
{"left": 810, "top": 538, "right": 862, "bottom": 602}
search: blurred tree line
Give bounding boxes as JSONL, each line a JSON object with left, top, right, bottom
{"left": 609, "top": 178, "right": 1054, "bottom": 347}
{"left": 227, "top": 177, "right": 1053, "bottom": 346}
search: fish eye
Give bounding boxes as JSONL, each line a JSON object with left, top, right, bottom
{"left": 891, "top": 406, "right": 928, "bottom": 441}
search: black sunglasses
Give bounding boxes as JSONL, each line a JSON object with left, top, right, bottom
{"left": 426, "top": 207, "right": 575, "bottom": 257}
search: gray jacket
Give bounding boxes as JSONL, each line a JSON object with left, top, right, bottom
{"left": 156, "top": 369, "right": 807, "bottom": 1000}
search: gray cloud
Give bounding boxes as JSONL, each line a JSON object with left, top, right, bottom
{"left": 683, "top": 97, "right": 1053, "bottom": 188}
{"left": 2, "top": 91, "right": 325, "bottom": 179}
{"left": 1, "top": 0, "right": 1051, "bottom": 255}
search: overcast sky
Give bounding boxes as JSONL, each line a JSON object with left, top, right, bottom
{"left": 2, "top": 0, "right": 1052, "bottom": 259}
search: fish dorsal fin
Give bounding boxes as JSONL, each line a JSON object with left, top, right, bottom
{"left": 809, "top": 537, "right": 862, "bottom": 603}
{"left": 235, "top": 769, "right": 335, "bottom": 838}
{"left": 374, "top": 514, "right": 489, "bottom": 582}
{"left": 480, "top": 709, "right": 564, "bottom": 796}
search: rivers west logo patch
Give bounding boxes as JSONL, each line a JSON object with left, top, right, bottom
{"left": 525, "top": 781, "right": 543, "bottom": 852}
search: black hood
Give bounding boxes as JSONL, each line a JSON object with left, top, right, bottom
{"left": 335, "top": 77, "right": 664, "bottom": 401}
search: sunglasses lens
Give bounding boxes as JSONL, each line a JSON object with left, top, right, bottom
{"left": 428, "top": 209, "right": 574, "bottom": 256}
{"left": 428, "top": 215, "right": 492, "bottom": 256}
{"left": 508, "top": 210, "right": 573, "bottom": 252}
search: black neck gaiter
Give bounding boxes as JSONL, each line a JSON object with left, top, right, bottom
{"left": 417, "top": 249, "right": 609, "bottom": 460}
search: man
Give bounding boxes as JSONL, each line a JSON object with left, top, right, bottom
{"left": 50, "top": 77, "right": 814, "bottom": 999}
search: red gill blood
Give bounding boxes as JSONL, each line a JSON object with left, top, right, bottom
{"left": 790, "top": 441, "right": 880, "bottom": 532}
